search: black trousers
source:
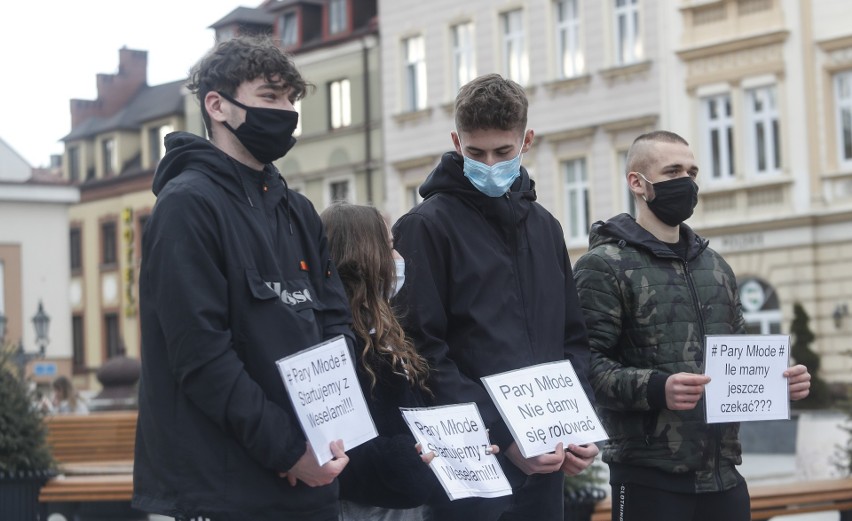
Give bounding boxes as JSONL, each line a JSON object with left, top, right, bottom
{"left": 610, "top": 481, "right": 750, "bottom": 521}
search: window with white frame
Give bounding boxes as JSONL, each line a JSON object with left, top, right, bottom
{"left": 329, "top": 179, "right": 351, "bottom": 204}
{"left": 329, "top": 0, "right": 347, "bottom": 35}
{"left": 501, "top": 9, "right": 528, "bottom": 85}
{"left": 105, "top": 312, "right": 121, "bottom": 359}
{"left": 101, "top": 220, "right": 118, "bottom": 266}
{"left": 555, "top": 0, "right": 582, "bottom": 78}
{"left": 614, "top": 0, "right": 641, "bottom": 65}
{"left": 618, "top": 150, "right": 636, "bottom": 216}
{"left": 293, "top": 99, "right": 302, "bottom": 137}
{"left": 739, "top": 277, "right": 782, "bottom": 335}
{"left": 745, "top": 85, "right": 780, "bottom": 176}
{"left": 329, "top": 79, "right": 351, "bottom": 129}
{"left": 149, "top": 124, "right": 173, "bottom": 165}
{"left": 403, "top": 36, "right": 427, "bottom": 112}
{"left": 68, "top": 146, "right": 80, "bottom": 183}
{"left": 562, "top": 158, "right": 589, "bottom": 242}
{"left": 70, "top": 227, "right": 82, "bottom": 272}
{"left": 102, "top": 137, "right": 117, "bottom": 176}
{"left": 279, "top": 11, "right": 298, "bottom": 47}
{"left": 701, "top": 94, "right": 735, "bottom": 181}
{"left": 217, "top": 26, "right": 236, "bottom": 42}
{"left": 835, "top": 70, "right": 852, "bottom": 169}
{"left": 406, "top": 186, "right": 423, "bottom": 209}
{"left": 451, "top": 22, "right": 476, "bottom": 93}
{"left": 72, "top": 315, "right": 85, "bottom": 368}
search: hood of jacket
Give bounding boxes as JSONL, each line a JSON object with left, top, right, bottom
{"left": 153, "top": 131, "right": 284, "bottom": 206}
{"left": 588, "top": 213, "right": 709, "bottom": 262}
{"left": 418, "top": 151, "right": 540, "bottom": 246}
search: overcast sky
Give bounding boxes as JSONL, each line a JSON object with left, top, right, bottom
{"left": 0, "top": 0, "right": 250, "bottom": 167}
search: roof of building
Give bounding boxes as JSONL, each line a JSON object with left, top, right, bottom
{"left": 265, "top": 0, "right": 325, "bottom": 11}
{"left": 209, "top": 6, "right": 276, "bottom": 28}
{"left": 62, "top": 79, "right": 186, "bottom": 142}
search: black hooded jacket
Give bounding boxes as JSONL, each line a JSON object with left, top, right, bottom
{"left": 133, "top": 132, "right": 354, "bottom": 521}
{"left": 392, "top": 152, "right": 592, "bottom": 497}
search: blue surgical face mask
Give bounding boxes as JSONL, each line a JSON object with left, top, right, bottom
{"left": 459, "top": 137, "right": 524, "bottom": 197}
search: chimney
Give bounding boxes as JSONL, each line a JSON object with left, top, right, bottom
{"left": 69, "top": 47, "right": 148, "bottom": 130}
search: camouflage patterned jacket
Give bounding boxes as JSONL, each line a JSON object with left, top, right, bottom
{"left": 573, "top": 213, "right": 746, "bottom": 493}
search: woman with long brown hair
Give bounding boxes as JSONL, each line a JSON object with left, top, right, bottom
{"left": 321, "top": 202, "right": 437, "bottom": 521}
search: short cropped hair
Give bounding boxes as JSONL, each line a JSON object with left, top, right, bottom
{"left": 186, "top": 36, "right": 310, "bottom": 138}
{"left": 625, "top": 130, "right": 690, "bottom": 175}
{"left": 454, "top": 74, "right": 528, "bottom": 133}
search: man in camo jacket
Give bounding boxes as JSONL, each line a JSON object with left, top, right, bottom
{"left": 573, "top": 130, "right": 811, "bottom": 521}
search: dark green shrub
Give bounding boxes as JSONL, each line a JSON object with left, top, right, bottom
{"left": 790, "top": 303, "right": 831, "bottom": 409}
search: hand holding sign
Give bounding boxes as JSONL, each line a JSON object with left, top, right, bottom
{"left": 276, "top": 336, "right": 377, "bottom": 464}
{"left": 481, "top": 360, "right": 607, "bottom": 459}
{"left": 665, "top": 373, "right": 712, "bottom": 411}
{"left": 280, "top": 439, "right": 349, "bottom": 487}
{"left": 785, "top": 364, "right": 811, "bottom": 401}
{"left": 704, "top": 335, "right": 791, "bottom": 423}
{"left": 401, "top": 404, "right": 512, "bottom": 501}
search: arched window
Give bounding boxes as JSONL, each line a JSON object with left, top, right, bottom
{"left": 738, "top": 277, "right": 782, "bottom": 334}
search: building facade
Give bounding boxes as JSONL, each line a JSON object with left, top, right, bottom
{"left": 60, "top": 48, "right": 185, "bottom": 389}
{"left": 378, "top": 0, "right": 852, "bottom": 383}
{"left": 57, "top": 0, "right": 852, "bottom": 389}
{"left": 0, "top": 142, "right": 79, "bottom": 386}
{"left": 670, "top": 0, "right": 852, "bottom": 382}
{"left": 59, "top": 0, "right": 382, "bottom": 390}
{"left": 378, "top": 0, "right": 672, "bottom": 250}
{"left": 212, "top": 0, "right": 383, "bottom": 206}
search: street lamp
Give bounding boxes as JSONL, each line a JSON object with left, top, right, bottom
{"left": 31, "top": 301, "right": 50, "bottom": 357}
{"left": 6, "top": 302, "right": 50, "bottom": 378}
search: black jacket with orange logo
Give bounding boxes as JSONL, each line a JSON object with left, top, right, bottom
{"left": 134, "top": 132, "right": 353, "bottom": 521}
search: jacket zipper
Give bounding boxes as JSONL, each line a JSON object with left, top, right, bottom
{"left": 683, "top": 258, "right": 723, "bottom": 491}
{"left": 505, "top": 193, "right": 535, "bottom": 359}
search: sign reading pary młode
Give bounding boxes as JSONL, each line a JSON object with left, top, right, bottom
{"left": 704, "top": 334, "right": 790, "bottom": 423}
{"left": 401, "top": 404, "right": 512, "bottom": 501}
{"left": 481, "top": 360, "right": 607, "bottom": 458}
{"left": 276, "top": 335, "right": 377, "bottom": 464}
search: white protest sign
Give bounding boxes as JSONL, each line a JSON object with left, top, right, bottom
{"left": 704, "top": 334, "right": 790, "bottom": 423}
{"left": 481, "top": 360, "right": 607, "bottom": 459}
{"left": 276, "top": 335, "right": 377, "bottom": 465}
{"left": 401, "top": 404, "right": 512, "bottom": 501}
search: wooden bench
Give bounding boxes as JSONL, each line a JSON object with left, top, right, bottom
{"left": 38, "top": 411, "right": 137, "bottom": 505}
{"left": 590, "top": 477, "right": 852, "bottom": 520}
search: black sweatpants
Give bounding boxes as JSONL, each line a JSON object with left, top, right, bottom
{"left": 610, "top": 481, "right": 750, "bottom": 521}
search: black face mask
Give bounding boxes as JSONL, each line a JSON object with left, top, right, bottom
{"left": 642, "top": 175, "right": 699, "bottom": 227}
{"left": 218, "top": 91, "right": 299, "bottom": 164}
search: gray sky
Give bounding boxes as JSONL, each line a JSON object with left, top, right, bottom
{"left": 0, "top": 0, "right": 248, "bottom": 167}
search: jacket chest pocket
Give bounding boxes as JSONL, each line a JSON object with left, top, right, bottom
{"left": 243, "top": 268, "right": 322, "bottom": 318}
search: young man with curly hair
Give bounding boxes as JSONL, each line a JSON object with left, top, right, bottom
{"left": 133, "top": 36, "right": 354, "bottom": 521}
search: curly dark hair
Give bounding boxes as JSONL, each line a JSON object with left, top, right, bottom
{"left": 454, "top": 73, "right": 528, "bottom": 133}
{"left": 186, "top": 36, "right": 311, "bottom": 138}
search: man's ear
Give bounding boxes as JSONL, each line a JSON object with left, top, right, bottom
{"left": 451, "top": 131, "right": 462, "bottom": 155}
{"left": 521, "top": 129, "right": 535, "bottom": 153}
{"left": 205, "top": 91, "right": 228, "bottom": 124}
{"left": 628, "top": 171, "right": 651, "bottom": 201}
